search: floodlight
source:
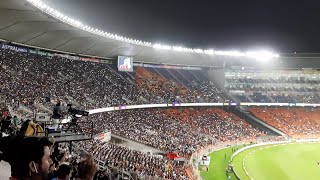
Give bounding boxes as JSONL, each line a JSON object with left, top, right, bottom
{"left": 246, "top": 50, "right": 279, "bottom": 61}
{"left": 194, "top": 49, "right": 204, "bottom": 53}
{"left": 173, "top": 46, "right": 184, "bottom": 52}
{"left": 27, "top": 0, "right": 281, "bottom": 59}
{"left": 204, "top": 50, "right": 214, "bottom": 55}
{"left": 153, "top": 44, "right": 171, "bottom": 50}
{"left": 48, "top": 8, "right": 53, "bottom": 13}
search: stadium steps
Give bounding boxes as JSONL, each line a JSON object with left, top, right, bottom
{"left": 152, "top": 67, "right": 167, "bottom": 80}
{"left": 168, "top": 69, "right": 191, "bottom": 88}
{"left": 106, "top": 65, "right": 132, "bottom": 84}
{"left": 176, "top": 69, "right": 194, "bottom": 87}
{"left": 123, "top": 71, "right": 135, "bottom": 84}
{"left": 268, "top": 96, "right": 276, "bottom": 102}
{"left": 245, "top": 94, "right": 254, "bottom": 102}
{"left": 220, "top": 87, "right": 238, "bottom": 103}
{"left": 164, "top": 68, "right": 189, "bottom": 88}
{"left": 231, "top": 107, "right": 287, "bottom": 136}
{"left": 7, "top": 106, "right": 25, "bottom": 124}
{"left": 34, "top": 103, "right": 52, "bottom": 114}
{"left": 190, "top": 70, "right": 202, "bottom": 83}
{"left": 122, "top": 96, "right": 132, "bottom": 104}
{"left": 111, "top": 134, "right": 165, "bottom": 154}
{"left": 139, "top": 96, "right": 149, "bottom": 103}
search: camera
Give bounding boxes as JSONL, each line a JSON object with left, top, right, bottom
{"left": 67, "top": 104, "right": 89, "bottom": 117}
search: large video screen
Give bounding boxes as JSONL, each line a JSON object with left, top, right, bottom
{"left": 118, "top": 56, "right": 133, "bottom": 72}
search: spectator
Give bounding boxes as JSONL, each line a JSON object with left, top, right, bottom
{"left": 52, "top": 164, "right": 71, "bottom": 180}
{"left": 12, "top": 115, "right": 18, "bottom": 127}
{"left": 78, "top": 155, "right": 97, "bottom": 180}
{"left": 0, "top": 135, "right": 54, "bottom": 180}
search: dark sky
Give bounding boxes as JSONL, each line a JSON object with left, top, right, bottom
{"left": 44, "top": 0, "right": 320, "bottom": 53}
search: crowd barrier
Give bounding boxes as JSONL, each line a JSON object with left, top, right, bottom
{"left": 88, "top": 102, "right": 320, "bottom": 114}
{"left": 189, "top": 139, "right": 255, "bottom": 180}
{"left": 230, "top": 140, "right": 290, "bottom": 161}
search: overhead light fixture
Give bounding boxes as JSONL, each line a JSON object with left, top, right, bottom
{"left": 26, "top": 0, "right": 280, "bottom": 60}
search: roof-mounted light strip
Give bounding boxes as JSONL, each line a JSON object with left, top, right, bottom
{"left": 26, "top": 0, "right": 280, "bottom": 60}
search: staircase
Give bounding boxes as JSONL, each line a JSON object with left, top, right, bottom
{"left": 231, "top": 107, "right": 287, "bottom": 136}
{"left": 268, "top": 96, "right": 275, "bottom": 102}
{"left": 245, "top": 94, "right": 254, "bottom": 102}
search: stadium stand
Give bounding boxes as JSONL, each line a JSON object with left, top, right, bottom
{"left": 135, "top": 67, "right": 226, "bottom": 103}
{"left": 226, "top": 69, "right": 320, "bottom": 103}
{"left": 7, "top": 41, "right": 320, "bottom": 180}
{"left": 249, "top": 107, "right": 320, "bottom": 138}
{"left": 89, "top": 107, "right": 262, "bottom": 157}
{"left": 77, "top": 139, "right": 188, "bottom": 179}
{"left": 2, "top": 1, "right": 320, "bottom": 180}
{"left": 0, "top": 46, "right": 265, "bottom": 179}
{"left": 0, "top": 48, "right": 227, "bottom": 114}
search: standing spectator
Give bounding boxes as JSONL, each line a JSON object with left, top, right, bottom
{"left": 78, "top": 155, "right": 97, "bottom": 180}
{"left": 52, "top": 101, "right": 63, "bottom": 130}
{"left": 2, "top": 107, "right": 9, "bottom": 121}
{"left": 13, "top": 115, "right": 18, "bottom": 127}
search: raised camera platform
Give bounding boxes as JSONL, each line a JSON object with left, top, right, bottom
{"left": 44, "top": 121, "right": 94, "bottom": 143}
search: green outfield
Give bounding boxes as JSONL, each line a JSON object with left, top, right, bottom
{"left": 200, "top": 145, "right": 244, "bottom": 180}
{"left": 232, "top": 143, "right": 320, "bottom": 180}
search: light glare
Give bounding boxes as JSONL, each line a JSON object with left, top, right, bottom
{"left": 26, "top": 0, "right": 280, "bottom": 60}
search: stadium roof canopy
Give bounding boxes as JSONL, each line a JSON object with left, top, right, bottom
{"left": 0, "top": 0, "right": 319, "bottom": 68}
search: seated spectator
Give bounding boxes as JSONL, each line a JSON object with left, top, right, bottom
{"left": 52, "top": 164, "right": 71, "bottom": 180}
{"left": 0, "top": 135, "right": 54, "bottom": 180}
{"left": 0, "top": 135, "right": 98, "bottom": 180}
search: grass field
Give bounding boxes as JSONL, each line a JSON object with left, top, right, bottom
{"left": 232, "top": 143, "right": 320, "bottom": 180}
{"left": 200, "top": 145, "right": 244, "bottom": 180}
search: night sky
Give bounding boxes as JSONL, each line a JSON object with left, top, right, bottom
{"left": 44, "top": 0, "right": 320, "bottom": 53}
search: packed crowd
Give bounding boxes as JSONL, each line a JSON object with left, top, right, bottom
{"left": 75, "top": 107, "right": 263, "bottom": 179}
{"left": 0, "top": 134, "right": 103, "bottom": 180}
{"left": 89, "top": 109, "right": 209, "bottom": 156}
{"left": 78, "top": 139, "right": 188, "bottom": 180}
{"left": 0, "top": 48, "right": 228, "bottom": 116}
{"left": 1, "top": 106, "right": 190, "bottom": 179}
{"left": 0, "top": 48, "right": 237, "bottom": 180}
{"left": 250, "top": 107, "right": 320, "bottom": 138}
{"left": 228, "top": 84, "right": 320, "bottom": 93}
{"left": 162, "top": 107, "right": 263, "bottom": 141}
{"left": 0, "top": 49, "right": 146, "bottom": 111}
{"left": 0, "top": 47, "right": 284, "bottom": 180}
{"left": 227, "top": 76, "right": 320, "bottom": 103}
{"left": 226, "top": 77, "right": 320, "bottom": 84}
{"left": 88, "top": 107, "right": 262, "bottom": 157}
{"left": 234, "top": 93, "right": 320, "bottom": 103}
{"left": 136, "top": 67, "right": 226, "bottom": 103}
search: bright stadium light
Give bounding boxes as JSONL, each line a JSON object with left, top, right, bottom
{"left": 194, "top": 49, "right": 204, "bottom": 53}
{"left": 246, "top": 50, "right": 279, "bottom": 61}
{"left": 214, "top": 51, "right": 239, "bottom": 56}
{"left": 173, "top": 46, "right": 184, "bottom": 52}
{"left": 26, "top": 0, "right": 280, "bottom": 59}
{"left": 204, "top": 49, "right": 214, "bottom": 55}
{"left": 153, "top": 44, "right": 171, "bottom": 50}
{"left": 172, "top": 46, "right": 194, "bottom": 52}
